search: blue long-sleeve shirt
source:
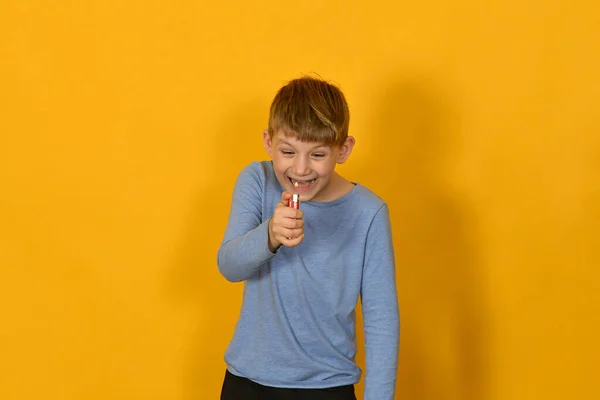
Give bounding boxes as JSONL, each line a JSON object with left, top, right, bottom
{"left": 217, "top": 161, "right": 399, "bottom": 400}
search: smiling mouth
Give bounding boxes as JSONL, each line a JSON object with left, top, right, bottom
{"left": 288, "top": 177, "right": 316, "bottom": 189}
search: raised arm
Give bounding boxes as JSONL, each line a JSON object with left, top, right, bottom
{"left": 217, "top": 164, "right": 275, "bottom": 282}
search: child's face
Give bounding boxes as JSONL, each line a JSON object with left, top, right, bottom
{"left": 263, "top": 130, "right": 353, "bottom": 202}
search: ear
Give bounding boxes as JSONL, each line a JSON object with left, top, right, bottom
{"left": 263, "top": 129, "right": 274, "bottom": 157}
{"left": 336, "top": 136, "right": 355, "bottom": 164}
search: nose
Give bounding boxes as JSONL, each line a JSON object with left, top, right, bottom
{"left": 292, "top": 156, "right": 311, "bottom": 176}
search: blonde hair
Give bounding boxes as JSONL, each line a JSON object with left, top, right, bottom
{"left": 268, "top": 75, "right": 350, "bottom": 146}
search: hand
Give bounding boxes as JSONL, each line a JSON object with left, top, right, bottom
{"left": 268, "top": 192, "right": 304, "bottom": 251}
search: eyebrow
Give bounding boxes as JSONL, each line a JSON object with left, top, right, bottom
{"left": 278, "top": 140, "right": 328, "bottom": 151}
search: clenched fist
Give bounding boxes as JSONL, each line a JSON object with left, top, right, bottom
{"left": 268, "top": 192, "right": 304, "bottom": 252}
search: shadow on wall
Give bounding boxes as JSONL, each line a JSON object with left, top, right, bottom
{"left": 165, "top": 99, "right": 267, "bottom": 400}
{"left": 352, "top": 74, "right": 490, "bottom": 400}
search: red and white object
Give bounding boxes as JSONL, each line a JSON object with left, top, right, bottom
{"left": 288, "top": 193, "right": 300, "bottom": 209}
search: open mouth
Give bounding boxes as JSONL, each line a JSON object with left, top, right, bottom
{"left": 288, "top": 177, "right": 316, "bottom": 189}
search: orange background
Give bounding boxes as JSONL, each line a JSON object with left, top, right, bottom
{"left": 1, "top": 1, "right": 598, "bottom": 399}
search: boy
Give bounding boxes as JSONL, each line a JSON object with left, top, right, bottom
{"left": 217, "top": 75, "right": 399, "bottom": 400}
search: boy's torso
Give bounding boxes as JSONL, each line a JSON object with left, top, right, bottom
{"left": 225, "top": 161, "right": 385, "bottom": 389}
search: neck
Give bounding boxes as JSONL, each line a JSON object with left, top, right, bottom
{"left": 314, "top": 172, "right": 354, "bottom": 202}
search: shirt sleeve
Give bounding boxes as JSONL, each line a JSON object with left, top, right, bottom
{"left": 361, "top": 203, "right": 400, "bottom": 400}
{"left": 217, "top": 163, "right": 277, "bottom": 282}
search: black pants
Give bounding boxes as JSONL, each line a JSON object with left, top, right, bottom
{"left": 220, "top": 370, "right": 357, "bottom": 400}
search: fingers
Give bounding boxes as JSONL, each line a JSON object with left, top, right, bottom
{"left": 270, "top": 192, "right": 305, "bottom": 248}
{"left": 270, "top": 215, "right": 304, "bottom": 248}
{"left": 279, "top": 234, "right": 305, "bottom": 248}
{"left": 275, "top": 203, "right": 304, "bottom": 220}
{"left": 273, "top": 227, "right": 303, "bottom": 240}
{"left": 276, "top": 213, "right": 304, "bottom": 229}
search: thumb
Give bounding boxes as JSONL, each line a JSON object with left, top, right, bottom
{"left": 280, "top": 191, "right": 293, "bottom": 205}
